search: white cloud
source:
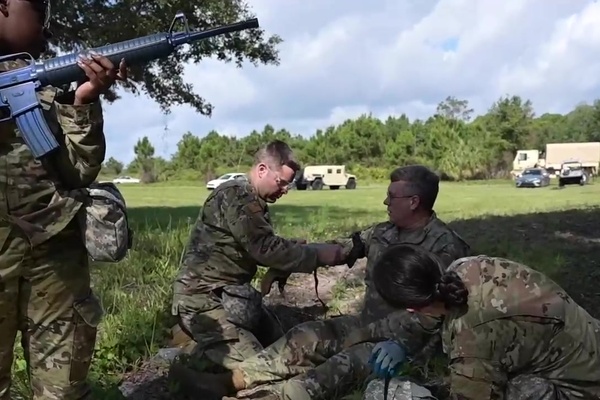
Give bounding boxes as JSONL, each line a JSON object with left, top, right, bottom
{"left": 100, "top": 0, "right": 597, "bottom": 164}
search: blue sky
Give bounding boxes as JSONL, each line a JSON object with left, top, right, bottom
{"left": 100, "top": 0, "right": 600, "bottom": 164}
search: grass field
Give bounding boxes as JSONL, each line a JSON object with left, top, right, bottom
{"left": 11, "top": 179, "right": 600, "bottom": 399}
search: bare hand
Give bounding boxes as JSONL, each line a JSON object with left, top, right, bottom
{"left": 260, "top": 269, "right": 292, "bottom": 296}
{"left": 75, "top": 53, "right": 128, "bottom": 104}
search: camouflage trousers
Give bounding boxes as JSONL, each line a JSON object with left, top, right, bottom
{"left": 0, "top": 227, "right": 103, "bottom": 400}
{"left": 237, "top": 309, "right": 440, "bottom": 399}
{"left": 172, "top": 283, "right": 284, "bottom": 370}
{"left": 362, "top": 375, "right": 574, "bottom": 400}
{"left": 238, "top": 315, "right": 374, "bottom": 399}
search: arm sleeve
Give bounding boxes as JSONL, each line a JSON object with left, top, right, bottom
{"left": 434, "top": 236, "right": 471, "bottom": 269}
{"left": 449, "top": 357, "right": 507, "bottom": 400}
{"left": 356, "top": 310, "right": 442, "bottom": 354}
{"left": 447, "top": 322, "right": 509, "bottom": 400}
{"left": 326, "top": 226, "right": 373, "bottom": 259}
{"left": 51, "top": 92, "right": 106, "bottom": 188}
{"left": 225, "top": 193, "right": 320, "bottom": 273}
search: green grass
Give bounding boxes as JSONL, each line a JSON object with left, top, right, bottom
{"left": 10, "top": 179, "right": 600, "bottom": 399}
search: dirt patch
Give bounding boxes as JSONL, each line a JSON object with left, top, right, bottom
{"left": 262, "top": 260, "right": 367, "bottom": 331}
{"left": 554, "top": 230, "right": 600, "bottom": 244}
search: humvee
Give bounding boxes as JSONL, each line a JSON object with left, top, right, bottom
{"left": 558, "top": 160, "right": 590, "bottom": 187}
{"left": 294, "top": 165, "right": 357, "bottom": 190}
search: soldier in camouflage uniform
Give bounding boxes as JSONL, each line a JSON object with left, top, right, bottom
{"left": 364, "top": 244, "right": 600, "bottom": 400}
{"left": 185, "top": 165, "right": 471, "bottom": 399}
{"left": 0, "top": 1, "right": 128, "bottom": 399}
{"left": 169, "top": 140, "right": 347, "bottom": 377}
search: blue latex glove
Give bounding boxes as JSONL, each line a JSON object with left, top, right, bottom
{"left": 368, "top": 340, "right": 407, "bottom": 379}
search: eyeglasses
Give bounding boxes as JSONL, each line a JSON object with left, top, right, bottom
{"left": 386, "top": 192, "right": 417, "bottom": 200}
{"left": 268, "top": 166, "right": 292, "bottom": 189}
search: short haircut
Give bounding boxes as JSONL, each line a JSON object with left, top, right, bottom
{"left": 390, "top": 165, "right": 439, "bottom": 211}
{"left": 254, "top": 140, "right": 301, "bottom": 173}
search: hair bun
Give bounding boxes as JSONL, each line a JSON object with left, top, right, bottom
{"left": 437, "top": 271, "right": 468, "bottom": 307}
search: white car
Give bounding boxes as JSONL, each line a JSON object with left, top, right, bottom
{"left": 206, "top": 173, "right": 247, "bottom": 190}
{"left": 112, "top": 175, "right": 141, "bottom": 184}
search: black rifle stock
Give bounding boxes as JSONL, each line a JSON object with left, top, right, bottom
{"left": 0, "top": 12, "right": 259, "bottom": 159}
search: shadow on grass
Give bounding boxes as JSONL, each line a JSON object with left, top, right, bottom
{"left": 449, "top": 207, "right": 600, "bottom": 318}
{"left": 92, "top": 206, "right": 600, "bottom": 399}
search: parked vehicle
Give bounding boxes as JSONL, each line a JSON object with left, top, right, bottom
{"left": 206, "top": 173, "right": 247, "bottom": 190}
{"left": 515, "top": 168, "right": 551, "bottom": 188}
{"left": 112, "top": 175, "right": 141, "bottom": 184}
{"left": 512, "top": 142, "right": 600, "bottom": 178}
{"left": 294, "top": 165, "right": 357, "bottom": 190}
{"left": 558, "top": 160, "right": 590, "bottom": 187}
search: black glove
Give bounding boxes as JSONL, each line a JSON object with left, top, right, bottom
{"left": 346, "top": 231, "right": 365, "bottom": 268}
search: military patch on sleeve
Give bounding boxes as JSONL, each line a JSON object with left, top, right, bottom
{"left": 246, "top": 200, "right": 263, "bottom": 214}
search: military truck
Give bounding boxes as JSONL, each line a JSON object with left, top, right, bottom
{"left": 512, "top": 142, "right": 600, "bottom": 178}
{"left": 294, "top": 165, "right": 357, "bottom": 190}
{"left": 558, "top": 160, "right": 590, "bottom": 187}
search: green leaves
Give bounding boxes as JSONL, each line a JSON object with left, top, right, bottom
{"left": 48, "top": 0, "right": 282, "bottom": 114}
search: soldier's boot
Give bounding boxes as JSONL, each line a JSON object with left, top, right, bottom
{"left": 168, "top": 364, "right": 245, "bottom": 398}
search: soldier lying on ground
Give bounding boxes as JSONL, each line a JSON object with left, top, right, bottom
{"left": 169, "top": 140, "right": 347, "bottom": 371}
{"left": 363, "top": 244, "right": 600, "bottom": 400}
{"left": 171, "top": 165, "right": 471, "bottom": 399}
{"left": 0, "top": 1, "right": 128, "bottom": 398}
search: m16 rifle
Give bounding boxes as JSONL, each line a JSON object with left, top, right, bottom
{"left": 0, "top": 12, "right": 259, "bottom": 159}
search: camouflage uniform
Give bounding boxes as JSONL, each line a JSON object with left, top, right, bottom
{"left": 0, "top": 61, "right": 106, "bottom": 399}
{"left": 364, "top": 256, "right": 600, "bottom": 400}
{"left": 237, "top": 214, "right": 471, "bottom": 399}
{"left": 171, "top": 179, "right": 326, "bottom": 369}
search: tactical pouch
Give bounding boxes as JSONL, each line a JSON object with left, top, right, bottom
{"left": 77, "top": 181, "right": 133, "bottom": 263}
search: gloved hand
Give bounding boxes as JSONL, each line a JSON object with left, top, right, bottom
{"left": 260, "top": 268, "right": 292, "bottom": 296}
{"left": 369, "top": 340, "right": 407, "bottom": 379}
{"left": 346, "top": 231, "right": 365, "bottom": 268}
{"left": 312, "top": 244, "right": 345, "bottom": 266}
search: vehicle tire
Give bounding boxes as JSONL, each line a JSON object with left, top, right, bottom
{"left": 346, "top": 178, "right": 356, "bottom": 190}
{"left": 558, "top": 179, "right": 565, "bottom": 188}
{"left": 312, "top": 179, "right": 323, "bottom": 190}
{"left": 296, "top": 183, "right": 307, "bottom": 191}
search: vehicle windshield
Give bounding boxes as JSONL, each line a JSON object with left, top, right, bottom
{"left": 523, "top": 169, "right": 542, "bottom": 175}
{"left": 218, "top": 174, "right": 232, "bottom": 179}
{"left": 563, "top": 164, "right": 582, "bottom": 170}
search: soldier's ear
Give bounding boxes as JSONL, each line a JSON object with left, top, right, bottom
{"left": 256, "top": 163, "right": 268, "bottom": 178}
{"left": 0, "top": 0, "right": 8, "bottom": 16}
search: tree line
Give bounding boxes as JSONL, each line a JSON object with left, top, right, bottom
{"left": 102, "top": 95, "right": 600, "bottom": 182}
{"left": 47, "top": 2, "right": 600, "bottom": 183}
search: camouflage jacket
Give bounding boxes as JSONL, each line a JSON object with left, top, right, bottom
{"left": 442, "top": 256, "right": 600, "bottom": 400}
{"left": 0, "top": 60, "right": 105, "bottom": 248}
{"left": 172, "top": 180, "right": 321, "bottom": 298}
{"left": 330, "top": 213, "right": 471, "bottom": 323}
